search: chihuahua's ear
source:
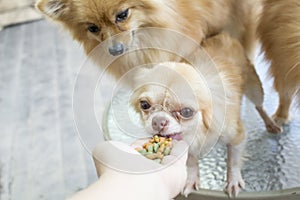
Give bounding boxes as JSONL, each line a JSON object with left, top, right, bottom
{"left": 36, "top": 0, "right": 70, "bottom": 20}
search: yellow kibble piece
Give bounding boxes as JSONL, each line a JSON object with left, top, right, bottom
{"left": 145, "top": 143, "right": 150, "bottom": 147}
{"left": 158, "top": 144, "right": 166, "bottom": 153}
{"left": 165, "top": 141, "right": 172, "bottom": 148}
{"left": 145, "top": 154, "right": 156, "bottom": 159}
{"left": 160, "top": 137, "right": 166, "bottom": 142}
{"left": 144, "top": 143, "right": 152, "bottom": 149}
{"left": 157, "top": 152, "right": 164, "bottom": 159}
{"left": 154, "top": 135, "right": 160, "bottom": 142}
{"left": 135, "top": 147, "right": 143, "bottom": 151}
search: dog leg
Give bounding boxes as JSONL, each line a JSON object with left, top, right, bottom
{"left": 182, "top": 153, "right": 200, "bottom": 197}
{"left": 244, "top": 63, "right": 282, "bottom": 133}
{"left": 255, "top": 106, "right": 282, "bottom": 133}
{"left": 272, "top": 91, "right": 293, "bottom": 127}
{"left": 224, "top": 123, "right": 246, "bottom": 197}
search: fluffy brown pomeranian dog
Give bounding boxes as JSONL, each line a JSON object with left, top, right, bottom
{"left": 131, "top": 32, "right": 276, "bottom": 197}
{"left": 36, "top": 0, "right": 281, "bottom": 133}
{"left": 258, "top": 0, "right": 300, "bottom": 128}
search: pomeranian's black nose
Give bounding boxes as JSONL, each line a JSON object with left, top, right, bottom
{"left": 108, "top": 42, "right": 124, "bottom": 56}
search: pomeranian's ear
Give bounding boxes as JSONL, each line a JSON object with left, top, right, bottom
{"left": 36, "top": 0, "right": 70, "bottom": 20}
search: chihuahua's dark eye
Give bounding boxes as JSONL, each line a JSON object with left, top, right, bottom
{"left": 88, "top": 24, "right": 100, "bottom": 33}
{"left": 116, "top": 8, "right": 129, "bottom": 23}
{"left": 140, "top": 100, "right": 151, "bottom": 110}
{"left": 180, "top": 107, "right": 194, "bottom": 119}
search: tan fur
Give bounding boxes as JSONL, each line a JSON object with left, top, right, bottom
{"left": 258, "top": 0, "right": 300, "bottom": 126}
{"left": 201, "top": 33, "right": 248, "bottom": 145}
{"left": 35, "top": 0, "right": 287, "bottom": 131}
{"left": 36, "top": 1, "right": 284, "bottom": 134}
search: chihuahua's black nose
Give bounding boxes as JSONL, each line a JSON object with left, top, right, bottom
{"left": 152, "top": 116, "right": 169, "bottom": 131}
{"left": 108, "top": 42, "right": 124, "bottom": 56}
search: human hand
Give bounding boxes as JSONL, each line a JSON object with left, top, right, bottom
{"left": 68, "top": 139, "right": 188, "bottom": 200}
{"left": 130, "top": 138, "right": 189, "bottom": 198}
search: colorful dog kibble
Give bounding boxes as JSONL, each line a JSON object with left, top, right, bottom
{"left": 136, "top": 136, "right": 173, "bottom": 163}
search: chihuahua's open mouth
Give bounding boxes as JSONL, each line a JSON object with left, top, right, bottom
{"left": 157, "top": 132, "right": 183, "bottom": 141}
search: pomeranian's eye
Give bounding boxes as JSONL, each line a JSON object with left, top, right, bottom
{"left": 88, "top": 24, "right": 100, "bottom": 33}
{"left": 140, "top": 100, "right": 151, "bottom": 110}
{"left": 180, "top": 107, "right": 194, "bottom": 119}
{"left": 116, "top": 8, "right": 129, "bottom": 23}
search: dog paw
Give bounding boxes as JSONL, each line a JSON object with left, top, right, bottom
{"left": 182, "top": 178, "right": 200, "bottom": 197}
{"left": 272, "top": 114, "right": 289, "bottom": 127}
{"left": 224, "top": 176, "right": 245, "bottom": 198}
{"left": 266, "top": 121, "right": 283, "bottom": 134}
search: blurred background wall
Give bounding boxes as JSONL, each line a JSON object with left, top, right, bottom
{"left": 0, "top": 0, "right": 42, "bottom": 30}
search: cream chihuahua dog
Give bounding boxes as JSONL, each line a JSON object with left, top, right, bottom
{"left": 131, "top": 33, "right": 271, "bottom": 197}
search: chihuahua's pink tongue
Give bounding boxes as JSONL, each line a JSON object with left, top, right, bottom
{"left": 169, "top": 133, "right": 183, "bottom": 141}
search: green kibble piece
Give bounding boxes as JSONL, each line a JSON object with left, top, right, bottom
{"left": 139, "top": 149, "right": 147, "bottom": 155}
{"left": 153, "top": 143, "right": 159, "bottom": 153}
{"left": 147, "top": 145, "right": 154, "bottom": 153}
{"left": 163, "top": 147, "right": 171, "bottom": 156}
{"left": 153, "top": 158, "right": 162, "bottom": 163}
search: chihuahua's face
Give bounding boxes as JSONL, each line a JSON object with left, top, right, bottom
{"left": 133, "top": 84, "right": 198, "bottom": 140}
{"left": 131, "top": 62, "right": 212, "bottom": 140}
{"left": 36, "top": 0, "right": 177, "bottom": 55}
